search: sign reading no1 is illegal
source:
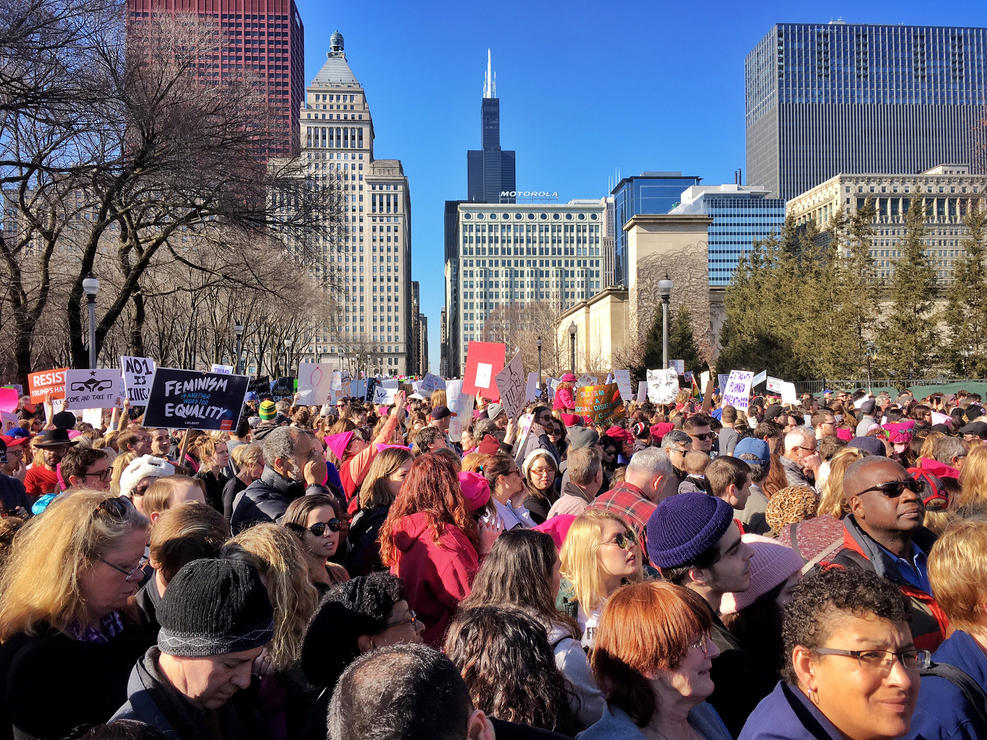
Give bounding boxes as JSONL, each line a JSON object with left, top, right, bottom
{"left": 121, "top": 356, "right": 156, "bottom": 404}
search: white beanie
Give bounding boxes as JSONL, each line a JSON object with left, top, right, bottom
{"left": 120, "top": 455, "right": 175, "bottom": 497}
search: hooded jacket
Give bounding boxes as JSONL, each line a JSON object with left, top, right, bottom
{"left": 387, "top": 511, "right": 478, "bottom": 647}
{"left": 823, "top": 516, "right": 947, "bottom": 651}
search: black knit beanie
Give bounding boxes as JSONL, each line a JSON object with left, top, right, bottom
{"left": 157, "top": 558, "right": 274, "bottom": 658}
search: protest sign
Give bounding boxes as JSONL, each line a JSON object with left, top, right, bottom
{"left": 463, "top": 342, "right": 506, "bottom": 399}
{"left": 700, "top": 371, "right": 711, "bottom": 392}
{"left": 722, "top": 370, "right": 755, "bottom": 411}
{"left": 144, "top": 368, "right": 248, "bottom": 431}
{"left": 81, "top": 408, "right": 104, "bottom": 427}
{"left": 270, "top": 377, "right": 294, "bottom": 401}
{"left": 210, "top": 364, "right": 233, "bottom": 375}
{"left": 64, "top": 369, "right": 123, "bottom": 409}
{"left": 751, "top": 370, "right": 767, "bottom": 387}
{"left": 0, "top": 388, "right": 17, "bottom": 413}
{"left": 576, "top": 374, "right": 598, "bottom": 388}
{"left": 420, "top": 373, "right": 446, "bottom": 394}
{"left": 717, "top": 374, "right": 729, "bottom": 393}
{"left": 513, "top": 412, "right": 535, "bottom": 463}
{"left": 614, "top": 370, "right": 633, "bottom": 403}
{"left": 765, "top": 376, "right": 783, "bottom": 392}
{"left": 364, "top": 378, "right": 378, "bottom": 403}
{"left": 525, "top": 372, "right": 539, "bottom": 402}
{"left": 372, "top": 379, "right": 399, "bottom": 405}
{"left": 574, "top": 383, "right": 625, "bottom": 425}
{"left": 297, "top": 362, "right": 333, "bottom": 405}
{"left": 670, "top": 359, "right": 685, "bottom": 376}
{"left": 121, "top": 356, "right": 156, "bottom": 404}
{"left": 27, "top": 368, "right": 67, "bottom": 402}
{"left": 494, "top": 352, "right": 526, "bottom": 419}
{"left": 445, "top": 379, "right": 473, "bottom": 440}
{"left": 350, "top": 378, "right": 368, "bottom": 400}
{"left": 248, "top": 376, "right": 270, "bottom": 395}
{"left": 647, "top": 368, "right": 679, "bottom": 405}
{"left": 779, "top": 381, "right": 798, "bottom": 405}
{"left": 637, "top": 381, "right": 648, "bottom": 403}
{"left": 1, "top": 411, "right": 18, "bottom": 433}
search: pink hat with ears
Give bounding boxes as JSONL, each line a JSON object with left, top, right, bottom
{"left": 458, "top": 471, "right": 490, "bottom": 511}
{"left": 325, "top": 431, "right": 354, "bottom": 461}
{"left": 534, "top": 515, "right": 576, "bottom": 551}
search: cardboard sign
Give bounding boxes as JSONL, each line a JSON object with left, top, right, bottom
{"left": 350, "top": 378, "right": 368, "bottom": 400}
{"left": 372, "top": 379, "right": 399, "bottom": 405}
{"left": 614, "top": 370, "right": 633, "bottom": 404}
{"left": 779, "top": 381, "right": 798, "bottom": 405}
{"left": 717, "top": 374, "right": 730, "bottom": 392}
{"left": 211, "top": 364, "right": 233, "bottom": 375}
{"left": 143, "top": 368, "right": 249, "bottom": 431}
{"left": 494, "top": 352, "right": 526, "bottom": 419}
{"left": 463, "top": 342, "right": 506, "bottom": 399}
{"left": 513, "top": 412, "right": 535, "bottom": 464}
{"left": 574, "top": 383, "right": 626, "bottom": 425}
{"left": 364, "top": 378, "right": 378, "bottom": 403}
{"left": 297, "top": 362, "right": 333, "bottom": 405}
{"left": 700, "top": 371, "right": 711, "bottom": 392}
{"left": 121, "top": 356, "right": 156, "bottom": 404}
{"left": 64, "top": 369, "right": 123, "bottom": 409}
{"left": 722, "top": 370, "right": 755, "bottom": 411}
{"left": 420, "top": 373, "right": 446, "bottom": 394}
{"left": 28, "top": 368, "right": 67, "bottom": 402}
{"left": 445, "top": 379, "right": 473, "bottom": 440}
{"left": 647, "top": 368, "right": 679, "bottom": 405}
{"left": 525, "top": 372, "right": 540, "bottom": 402}
{"left": 751, "top": 370, "right": 767, "bottom": 387}
{"left": 670, "top": 359, "right": 685, "bottom": 376}
{"left": 0, "top": 388, "right": 17, "bottom": 413}
{"left": 1, "top": 411, "right": 18, "bottom": 433}
{"left": 576, "top": 374, "right": 598, "bottom": 388}
{"left": 765, "top": 376, "right": 783, "bottom": 392}
{"left": 637, "top": 381, "right": 648, "bottom": 404}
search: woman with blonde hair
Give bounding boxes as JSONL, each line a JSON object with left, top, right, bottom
{"left": 557, "top": 509, "right": 643, "bottom": 649}
{"left": 817, "top": 447, "right": 865, "bottom": 518}
{"left": 109, "top": 450, "right": 137, "bottom": 495}
{"left": 955, "top": 444, "right": 987, "bottom": 515}
{"left": 0, "top": 492, "right": 154, "bottom": 738}
{"left": 192, "top": 435, "right": 231, "bottom": 514}
{"left": 346, "top": 446, "right": 414, "bottom": 577}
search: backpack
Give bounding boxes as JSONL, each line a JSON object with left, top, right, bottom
{"left": 920, "top": 662, "right": 987, "bottom": 730}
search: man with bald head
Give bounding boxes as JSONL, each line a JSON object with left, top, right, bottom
{"left": 823, "top": 456, "right": 946, "bottom": 650}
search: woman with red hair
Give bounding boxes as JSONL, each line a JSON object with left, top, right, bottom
{"left": 379, "top": 453, "right": 501, "bottom": 646}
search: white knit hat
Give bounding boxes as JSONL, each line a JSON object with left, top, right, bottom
{"left": 120, "top": 455, "right": 175, "bottom": 497}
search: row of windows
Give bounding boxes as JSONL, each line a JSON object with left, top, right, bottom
{"left": 462, "top": 212, "right": 599, "bottom": 221}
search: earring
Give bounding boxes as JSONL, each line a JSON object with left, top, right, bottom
{"left": 808, "top": 686, "right": 819, "bottom": 705}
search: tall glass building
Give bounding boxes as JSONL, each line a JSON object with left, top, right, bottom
{"left": 467, "top": 51, "right": 516, "bottom": 203}
{"left": 670, "top": 185, "right": 786, "bottom": 286}
{"left": 610, "top": 172, "right": 702, "bottom": 286}
{"left": 746, "top": 22, "right": 987, "bottom": 200}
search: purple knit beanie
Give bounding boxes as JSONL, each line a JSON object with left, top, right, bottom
{"left": 646, "top": 492, "right": 734, "bottom": 569}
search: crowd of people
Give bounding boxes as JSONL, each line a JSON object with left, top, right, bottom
{"left": 1, "top": 377, "right": 986, "bottom": 739}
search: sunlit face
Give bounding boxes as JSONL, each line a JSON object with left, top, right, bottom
{"left": 704, "top": 523, "right": 754, "bottom": 594}
{"left": 79, "top": 527, "right": 149, "bottom": 621}
{"left": 527, "top": 458, "right": 556, "bottom": 492}
{"left": 597, "top": 519, "right": 639, "bottom": 584}
{"left": 213, "top": 443, "right": 230, "bottom": 468}
{"left": 302, "top": 505, "right": 340, "bottom": 560}
{"left": 801, "top": 614, "right": 919, "bottom": 740}
{"left": 151, "top": 430, "right": 171, "bottom": 457}
{"left": 42, "top": 444, "right": 69, "bottom": 467}
{"left": 385, "top": 459, "right": 413, "bottom": 499}
{"left": 655, "top": 633, "right": 719, "bottom": 703}
{"left": 80, "top": 458, "right": 112, "bottom": 492}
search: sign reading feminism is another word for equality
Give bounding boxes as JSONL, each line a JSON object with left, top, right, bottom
{"left": 143, "top": 368, "right": 249, "bottom": 431}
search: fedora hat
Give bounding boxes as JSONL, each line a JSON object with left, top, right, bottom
{"left": 34, "top": 428, "right": 77, "bottom": 448}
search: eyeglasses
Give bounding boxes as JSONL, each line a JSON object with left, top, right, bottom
{"left": 858, "top": 478, "right": 925, "bottom": 498}
{"left": 689, "top": 432, "right": 716, "bottom": 441}
{"left": 290, "top": 519, "right": 342, "bottom": 537}
{"left": 602, "top": 532, "right": 637, "bottom": 551}
{"left": 92, "top": 496, "right": 133, "bottom": 520}
{"left": 530, "top": 468, "right": 555, "bottom": 478}
{"left": 813, "top": 647, "right": 931, "bottom": 672}
{"left": 84, "top": 468, "right": 112, "bottom": 481}
{"left": 99, "top": 554, "right": 149, "bottom": 582}
{"left": 797, "top": 446, "right": 817, "bottom": 454}
{"left": 690, "top": 633, "right": 711, "bottom": 658}
{"left": 385, "top": 609, "right": 419, "bottom": 629}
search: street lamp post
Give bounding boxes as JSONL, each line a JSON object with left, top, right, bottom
{"left": 658, "top": 273, "right": 673, "bottom": 370}
{"left": 568, "top": 322, "right": 577, "bottom": 374}
{"left": 233, "top": 323, "right": 244, "bottom": 374}
{"left": 536, "top": 336, "right": 543, "bottom": 395}
{"left": 284, "top": 338, "right": 293, "bottom": 377}
{"left": 82, "top": 272, "right": 100, "bottom": 369}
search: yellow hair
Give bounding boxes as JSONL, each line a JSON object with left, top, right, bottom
{"left": 560, "top": 509, "right": 641, "bottom": 613}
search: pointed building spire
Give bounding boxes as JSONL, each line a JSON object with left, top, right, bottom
{"left": 484, "top": 49, "right": 496, "bottom": 99}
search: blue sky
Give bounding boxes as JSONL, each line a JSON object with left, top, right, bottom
{"left": 295, "top": 0, "right": 987, "bottom": 372}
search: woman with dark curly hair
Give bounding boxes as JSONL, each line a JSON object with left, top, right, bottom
{"left": 379, "top": 453, "right": 501, "bottom": 646}
{"left": 444, "top": 606, "right": 579, "bottom": 736}
{"left": 460, "top": 529, "right": 604, "bottom": 728}
{"left": 740, "top": 568, "right": 927, "bottom": 739}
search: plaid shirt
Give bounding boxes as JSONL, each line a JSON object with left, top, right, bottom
{"left": 588, "top": 481, "right": 657, "bottom": 558}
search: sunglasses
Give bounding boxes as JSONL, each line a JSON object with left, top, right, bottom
{"left": 689, "top": 432, "right": 716, "bottom": 441}
{"left": 290, "top": 518, "right": 342, "bottom": 537}
{"left": 602, "top": 531, "right": 637, "bottom": 551}
{"left": 858, "top": 478, "right": 925, "bottom": 498}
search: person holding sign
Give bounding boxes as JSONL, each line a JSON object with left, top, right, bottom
{"left": 553, "top": 373, "right": 579, "bottom": 427}
{"left": 24, "top": 429, "right": 76, "bottom": 498}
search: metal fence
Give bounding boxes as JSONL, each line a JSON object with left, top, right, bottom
{"left": 792, "top": 378, "right": 987, "bottom": 395}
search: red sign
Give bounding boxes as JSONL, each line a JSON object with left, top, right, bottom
{"left": 28, "top": 368, "right": 68, "bottom": 402}
{"left": 462, "top": 342, "right": 506, "bottom": 400}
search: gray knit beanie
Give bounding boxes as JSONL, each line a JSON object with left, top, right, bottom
{"left": 157, "top": 558, "right": 274, "bottom": 657}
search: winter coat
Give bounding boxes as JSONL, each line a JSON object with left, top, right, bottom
{"left": 909, "top": 630, "right": 987, "bottom": 739}
{"left": 740, "top": 681, "right": 845, "bottom": 739}
{"left": 230, "top": 466, "right": 327, "bottom": 534}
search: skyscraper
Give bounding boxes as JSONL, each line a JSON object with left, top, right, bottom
{"left": 127, "top": 0, "right": 305, "bottom": 159}
{"left": 298, "top": 32, "right": 412, "bottom": 375}
{"left": 746, "top": 22, "right": 987, "bottom": 201}
{"left": 467, "top": 51, "right": 516, "bottom": 203}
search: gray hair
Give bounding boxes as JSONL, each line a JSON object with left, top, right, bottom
{"left": 784, "top": 427, "right": 814, "bottom": 453}
{"left": 932, "top": 436, "right": 966, "bottom": 464}
{"left": 262, "top": 426, "right": 307, "bottom": 466}
{"left": 627, "top": 447, "right": 675, "bottom": 479}
{"left": 660, "top": 430, "right": 691, "bottom": 450}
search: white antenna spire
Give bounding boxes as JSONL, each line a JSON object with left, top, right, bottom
{"left": 484, "top": 49, "right": 496, "bottom": 98}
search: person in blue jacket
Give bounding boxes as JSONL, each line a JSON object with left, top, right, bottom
{"left": 909, "top": 517, "right": 987, "bottom": 740}
{"left": 740, "top": 567, "right": 927, "bottom": 740}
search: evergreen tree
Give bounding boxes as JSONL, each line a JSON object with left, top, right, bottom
{"left": 877, "top": 195, "right": 939, "bottom": 381}
{"left": 636, "top": 306, "right": 704, "bottom": 378}
{"left": 942, "top": 203, "right": 987, "bottom": 375}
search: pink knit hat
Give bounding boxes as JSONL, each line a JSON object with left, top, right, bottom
{"left": 534, "top": 515, "right": 576, "bottom": 550}
{"left": 458, "top": 471, "right": 490, "bottom": 511}
{"left": 325, "top": 431, "right": 354, "bottom": 461}
{"left": 720, "top": 533, "right": 803, "bottom": 615}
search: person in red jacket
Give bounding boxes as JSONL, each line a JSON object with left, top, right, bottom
{"left": 553, "top": 373, "right": 579, "bottom": 427}
{"left": 378, "top": 453, "right": 500, "bottom": 647}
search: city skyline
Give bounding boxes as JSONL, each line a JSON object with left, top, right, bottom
{"left": 294, "top": 1, "right": 987, "bottom": 373}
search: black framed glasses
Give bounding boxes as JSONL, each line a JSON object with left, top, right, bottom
{"left": 99, "top": 554, "right": 149, "bottom": 581}
{"left": 290, "top": 519, "right": 342, "bottom": 537}
{"left": 858, "top": 478, "right": 925, "bottom": 498}
{"left": 602, "top": 532, "right": 636, "bottom": 551}
{"left": 84, "top": 468, "right": 112, "bottom": 482}
{"left": 813, "top": 647, "right": 931, "bottom": 672}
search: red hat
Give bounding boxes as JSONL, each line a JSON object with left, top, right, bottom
{"left": 0, "top": 434, "right": 29, "bottom": 449}
{"left": 650, "top": 422, "right": 674, "bottom": 441}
